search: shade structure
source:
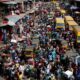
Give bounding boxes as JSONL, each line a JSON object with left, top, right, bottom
{"left": 8, "top": 20, "right": 15, "bottom": 26}
{"left": 19, "top": 13, "right": 26, "bottom": 19}
{"left": 6, "top": 15, "right": 21, "bottom": 24}
{"left": 0, "top": 0, "right": 10, "bottom": 2}
{"left": 2, "top": 1, "right": 17, "bottom": 4}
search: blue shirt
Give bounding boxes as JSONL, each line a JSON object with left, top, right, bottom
{"left": 52, "top": 50, "right": 56, "bottom": 60}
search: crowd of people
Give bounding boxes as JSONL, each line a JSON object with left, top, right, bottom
{"left": 0, "top": 2, "right": 80, "bottom": 80}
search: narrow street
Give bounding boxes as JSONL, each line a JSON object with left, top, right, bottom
{"left": 0, "top": 0, "right": 80, "bottom": 80}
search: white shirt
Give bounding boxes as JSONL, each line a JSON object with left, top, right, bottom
{"left": 19, "top": 65, "right": 25, "bottom": 73}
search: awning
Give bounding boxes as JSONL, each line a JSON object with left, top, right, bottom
{"left": 19, "top": 13, "right": 26, "bottom": 18}
{"left": 3, "top": 1, "right": 17, "bottom": 4}
{"left": 0, "top": 0, "right": 10, "bottom": 2}
{"left": 8, "top": 21, "right": 15, "bottom": 26}
{"left": 5, "top": 15, "right": 21, "bottom": 24}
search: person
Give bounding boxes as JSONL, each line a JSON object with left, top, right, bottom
{"left": 10, "top": 47, "right": 16, "bottom": 61}
{"left": 52, "top": 48, "right": 56, "bottom": 61}
{"left": 48, "top": 52, "right": 53, "bottom": 62}
{"left": 36, "top": 66, "right": 41, "bottom": 80}
{"left": 19, "top": 62, "right": 25, "bottom": 75}
{"left": 0, "top": 60, "right": 3, "bottom": 76}
{"left": 76, "top": 65, "right": 80, "bottom": 80}
{"left": 18, "top": 71, "right": 23, "bottom": 80}
{"left": 55, "top": 65, "right": 62, "bottom": 80}
{"left": 2, "top": 29, "right": 7, "bottom": 44}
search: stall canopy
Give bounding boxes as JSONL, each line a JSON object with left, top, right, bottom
{"left": 5, "top": 15, "right": 21, "bottom": 25}
{"left": 19, "top": 13, "right": 26, "bottom": 19}
{"left": 3, "top": 1, "right": 17, "bottom": 4}
{"left": 0, "top": 0, "right": 10, "bottom": 2}
{"left": 8, "top": 21, "right": 15, "bottom": 26}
